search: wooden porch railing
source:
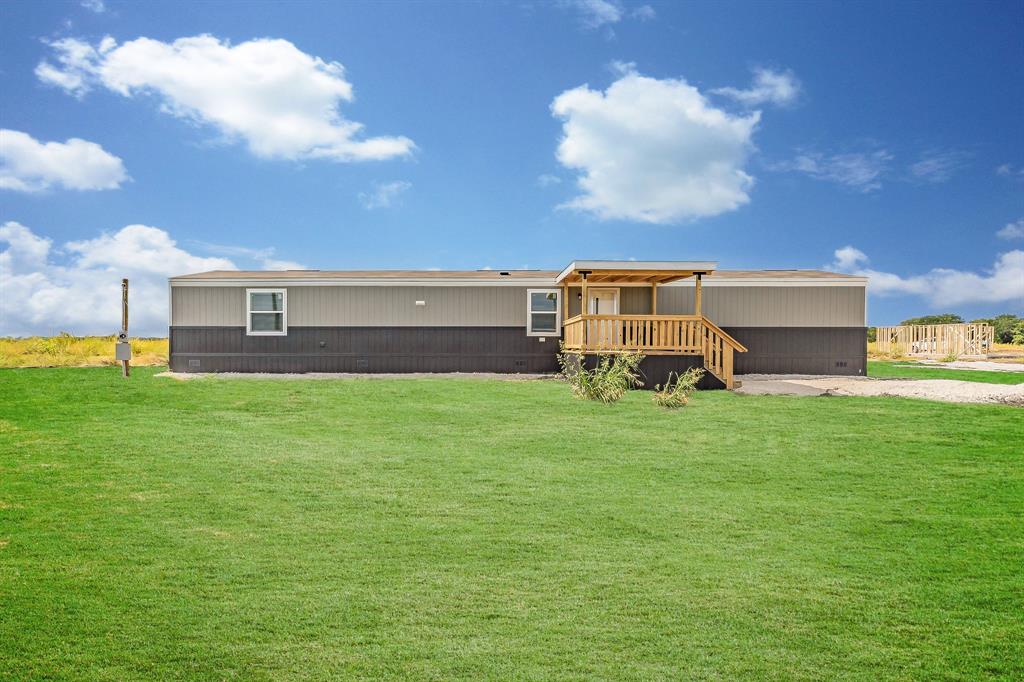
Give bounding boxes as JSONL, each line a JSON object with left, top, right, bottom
{"left": 562, "top": 314, "right": 748, "bottom": 388}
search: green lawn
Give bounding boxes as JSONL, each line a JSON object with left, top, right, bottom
{"left": 869, "top": 360, "right": 1024, "bottom": 384}
{"left": 1, "top": 368, "right": 1022, "bottom": 680}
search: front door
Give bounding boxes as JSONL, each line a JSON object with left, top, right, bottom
{"left": 588, "top": 288, "right": 619, "bottom": 315}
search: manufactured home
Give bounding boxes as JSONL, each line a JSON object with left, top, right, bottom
{"left": 168, "top": 260, "right": 868, "bottom": 389}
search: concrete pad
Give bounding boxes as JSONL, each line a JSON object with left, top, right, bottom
{"left": 734, "top": 380, "right": 831, "bottom": 397}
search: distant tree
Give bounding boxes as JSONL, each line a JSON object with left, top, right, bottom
{"left": 1011, "top": 320, "right": 1024, "bottom": 345}
{"left": 972, "top": 315, "right": 1021, "bottom": 343}
{"left": 991, "top": 314, "right": 1022, "bottom": 343}
{"left": 900, "top": 314, "right": 963, "bottom": 326}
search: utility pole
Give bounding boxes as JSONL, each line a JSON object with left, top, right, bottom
{"left": 116, "top": 278, "right": 131, "bottom": 378}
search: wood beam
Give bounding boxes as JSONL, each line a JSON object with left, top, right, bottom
{"left": 651, "top": 282, "right": 657, "bottom": 315}
{"left": 581, "top": 273, "right": 589, "bottom": 318}
{"left": 694, "top": 273, "right": 702, "bottom": 316}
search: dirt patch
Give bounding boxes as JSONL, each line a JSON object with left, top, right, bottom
{"left": 737, "top": 375, "right": 1024, "bottom": 406}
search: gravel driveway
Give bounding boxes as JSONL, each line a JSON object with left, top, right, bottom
{"left": 736, "top": 375, "right": 1024, "bottom": 406}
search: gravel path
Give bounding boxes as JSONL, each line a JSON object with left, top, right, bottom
{"left": 736, "top": 375, "right": 1024, "bottom": 406}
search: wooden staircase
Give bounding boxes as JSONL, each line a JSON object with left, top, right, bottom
{"left": 699, "top": 318, "right": 748, "bottom": 389}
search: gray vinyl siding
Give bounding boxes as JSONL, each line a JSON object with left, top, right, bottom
{"left": 172, "top": 282, "right": 865, "bottom": 328}
{"left": 172, "top": 285, "right": 537, "bottom": 327}
{"left": 566, "top": 284, "right": 863, "bottom": 327}
{"left": 171, "top": 287, "right": 245, "bottom": 326}
{"left": 655, "top": 285, "right": 864, "bottom": 327}
{"left": 286, "top": 286, "right": 532, "bottom": 326}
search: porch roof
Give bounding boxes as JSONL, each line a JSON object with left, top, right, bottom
{"left": 554, "top": 260, "right": 718, "bottom": 285}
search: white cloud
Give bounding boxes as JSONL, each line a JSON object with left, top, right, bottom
{"left": 358, "top": 180, "right": 411, "bottom": 209}
{"left": 0, "top": 129, "right": 127, "bottom": 192}
{"left": 995, "top": 163, "right": 1024, "bottom": 180}
{"left": 1, "top": 222, "right": 237, "bottom": 336}
{"left": 831, "top": 245, "right": 868, "bottom": 271}
{"left": 828, "top": 244, "right": 1024, "bottom": 306}
{"left": 559, "top": 1, "right": 653, "bottom": 29}
{"left": 562, "top": 0, "right": 623, "bottom": 28}
{"left": 632, "top": 5, "right": 656, "bottom": 20}
{"left": 712, "top": 67, "right": 801, "bottom": 107}
{"left": 36, "top": 35, "right": 414, "bottom": 162}
{"left": 773, "top": 149, "right": 892, "bottom": 192}
{"left": 997, "top": 218, "right": 1024, "bottom": 241}
{"left": 550, "top": 66, "right": 760, "bottom": 223}
{"left": 187, "top": 241, "right": 305, "bottom": 270}
{"left": 908, "top": 150, "right": 968, "bottom": 184}
{"left": 81, "top": 0, "right": 105, "bottom": 12}
{"left": 537, "top": 173, "right": 562, "bottom": 187}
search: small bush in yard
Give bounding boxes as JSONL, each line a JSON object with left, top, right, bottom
{"left": 558, "top": 347, "right": 644, "bottom": 403}
{"left": 941, "top": 352, "right": 960, "bottom": 363}
{"left": 652, "top": 368, "right": 705, "bottom": 409}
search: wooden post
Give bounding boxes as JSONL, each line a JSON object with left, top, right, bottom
{"left": 651, "top": 282, "right": 657, "bottom": 315}
{"left": 580, "top": 273, "right": 589, "bottom": 349}
{"left": 562, "top": 284, "right": 569, "bottom": 321}
{"left": 581, "top": 274, "right": 589, "bottom": 316}
{"left": 694, "top": 273, "right": 702, "bottom": 317}
{"left": 121, "top": 278, "right": 130, "bottom": 378}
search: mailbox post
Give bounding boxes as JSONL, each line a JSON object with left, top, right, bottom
{"left": 116, "top": 278, "right": 131, "bottom": 378}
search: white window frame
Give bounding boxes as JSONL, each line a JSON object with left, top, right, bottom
{"left": 526, "top": 288, "right": 561, "bottom": 337}
{"left": 246, "top": 288, "right": 287, "bottom": 336}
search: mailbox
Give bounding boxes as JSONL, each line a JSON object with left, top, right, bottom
{"left": 115, "top": 341, "right": 131, "bottom": 361}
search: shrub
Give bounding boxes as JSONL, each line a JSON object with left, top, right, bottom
{"left": 1011, "top": 320, "right": 1024, "bottom": 345}
{"left": 940, "top": 352, "right": 959, "bottom": 363}
{"left": 652, "top": 368, "right": 705, "bottom": 409}
{"left": 558, "top": 347, "right": 644, "bottom": 403}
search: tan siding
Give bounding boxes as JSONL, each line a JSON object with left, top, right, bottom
{"left": 171, "top": 283, "right": 865, "bottom": 328}
{"left": 171, "top": 286, "right": 245, "bottom": 326}
{"left": 286, "top": 286, "right": 531, "bottom": 326}
{"left": 656, "top": 285, "right": 864, "bottom": 326}
{"left": 567, "top": 286, "right": 582, "bottom": 317}
{"left": 619, "top": 287, "right": 649, "bottom": 315}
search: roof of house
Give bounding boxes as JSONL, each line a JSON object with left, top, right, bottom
{"left": 171, "top": 268, "right": 864, "bottom": 282}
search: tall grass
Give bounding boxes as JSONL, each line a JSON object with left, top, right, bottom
{"left": 0, "top": 333, "right": 168, "bottom": 368}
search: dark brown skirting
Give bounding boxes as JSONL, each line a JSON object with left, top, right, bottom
{"left": 169, "top": 326, "right": 867, "bottom": 379}
{"left": 170, "top": 326, "right": 561, "bottom": 374}
{"left": 726, "top": 327, "right": 867, "bottom": 376}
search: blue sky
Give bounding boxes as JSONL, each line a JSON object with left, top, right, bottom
{"left": 1, "top": 0, "right": 1022, "bottom": 335}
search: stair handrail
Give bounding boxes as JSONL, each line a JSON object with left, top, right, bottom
{"left": 699, "top": 317, "right": 748, "bottom": 353}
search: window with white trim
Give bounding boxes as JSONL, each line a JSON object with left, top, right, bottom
{"left": 527, "top": 289, "right": 560, "bottom": 336}
{"left": 246, "top": 289, "right": 287, "bottom": 336}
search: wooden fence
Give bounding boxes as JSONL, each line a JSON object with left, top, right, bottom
{"left": 874, "top": 323, "right": 994, "bottom": 357}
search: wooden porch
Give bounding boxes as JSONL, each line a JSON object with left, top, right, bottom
{"left": 555, "top": 261, "right": 748, "bottom": 389}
